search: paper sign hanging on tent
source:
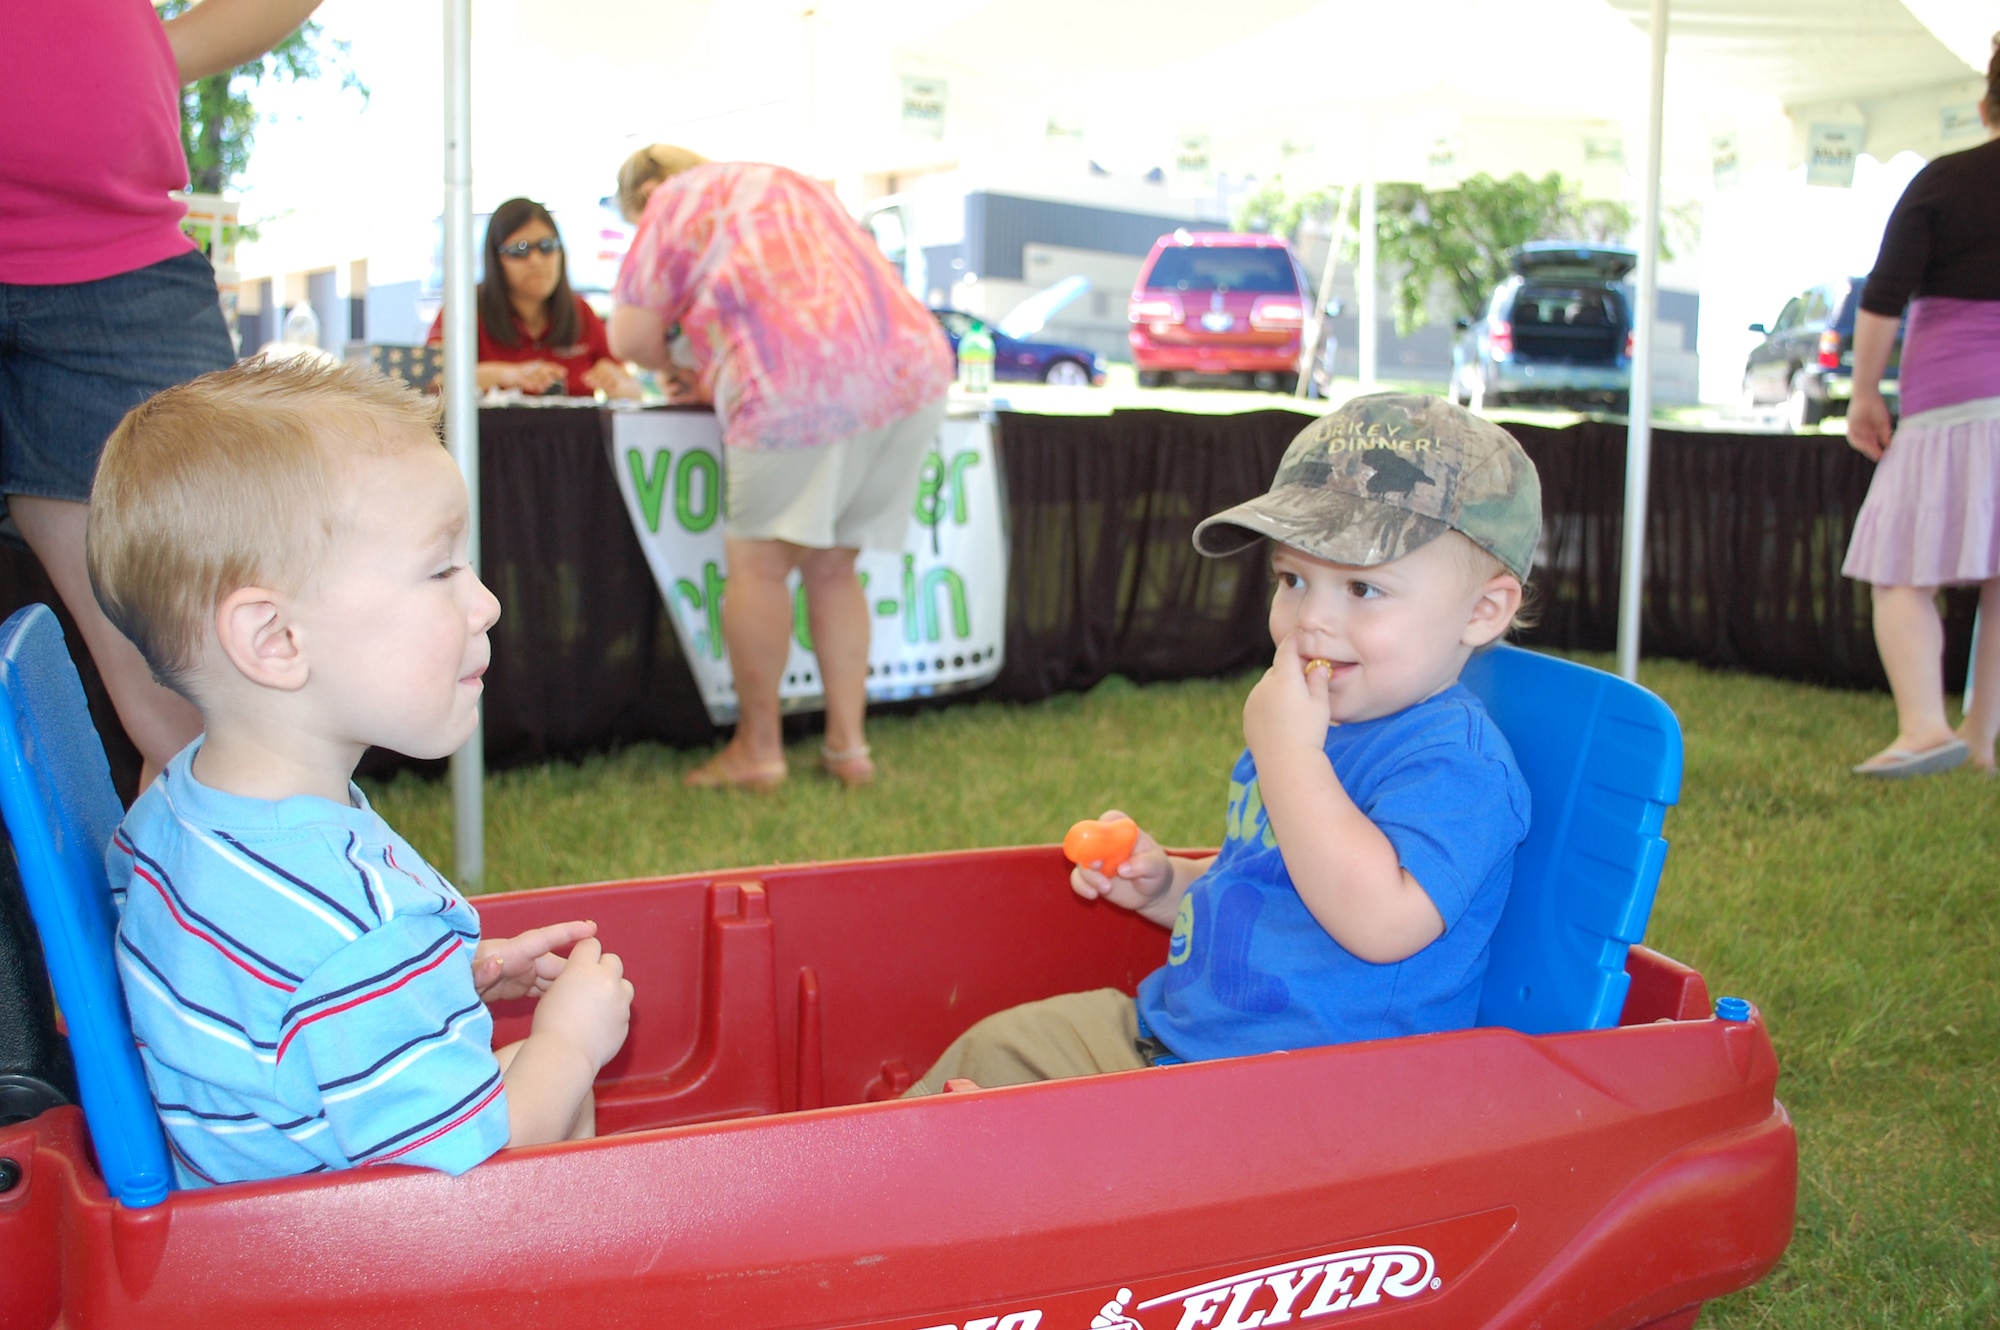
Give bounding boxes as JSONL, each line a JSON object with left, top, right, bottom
{"left": 1710, "top": 132, "right": 1740, "bottom": 191}
{"left": 1806, "top": 124, "right": 1863, "bottom": 187}
{"left": 902, "top": 77, "right": 947, "bottom": 139}
{"left": 1280, "top": 139, "right": 1322, "bottom": 186}
{"left": 1580, "top": 135, "right": 1625, "bottom": 200}
{"left": 1173, "top": 132, "right": 1213, "bottom": 197}
{"left": 1425, "top": 135, "right": 1462, "bottom": 191}
{"left": 1045, "top": 112, "right": 1088, "bottom": 171}
{"left": 1940, "top": 104, "right": 1983, "bottom": 139}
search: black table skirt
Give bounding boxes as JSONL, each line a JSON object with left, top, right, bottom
{"left": 4, "top": 406, "right": 1965, "bottom": 799}
{"left": 985, "top": 409, "right": 1972, "bottom": 699}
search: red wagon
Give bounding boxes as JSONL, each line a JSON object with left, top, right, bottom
{"left": 0, "top": 606, "right": 1794, "bottom": 1329}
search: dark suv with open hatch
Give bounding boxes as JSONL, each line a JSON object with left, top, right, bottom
{"left": 1451, "top": 244, "right": 1634, "bottom": 412}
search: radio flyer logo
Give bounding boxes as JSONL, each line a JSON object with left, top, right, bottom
{"left": 1066, "top": 1209, "right": 1521, "bottom": 1330}
{"left": 1091, "top": 1289, "right": 1144, "bottom": 1329}
{"left": 913, "top": 1314, "right": 1042, "bottom": 1330}
{"left": 898, "top": 1211, "right": 1513, "bottom": 1330}
{"left": 1121, "top": 1246, "right": 1438, "bottom": 1329}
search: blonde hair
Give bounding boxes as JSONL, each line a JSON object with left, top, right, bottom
{"left": 87, "top": 356, "right": 443, "bottom": 696}
{"left": 616, "top": 143, "right": 711, "bottom": 223}
{"left": 1438, "top": 531, "right": 1537, "bottom": 637}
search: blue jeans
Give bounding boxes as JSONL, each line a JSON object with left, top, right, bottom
{"left": 0, "top": 249, "right": 236, "bottom": 529}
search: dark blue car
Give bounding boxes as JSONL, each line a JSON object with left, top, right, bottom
{"left": 931, "top": 308, "right": 1105, "bottom": 386}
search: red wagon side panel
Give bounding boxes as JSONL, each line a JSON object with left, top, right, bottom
{"left": 0, "top": 850, "right": 1794, "bottom": 1330}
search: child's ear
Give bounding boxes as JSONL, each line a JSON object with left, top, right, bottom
{"left": 1461, "top": 574, "right": 1522, "bottom": 648}
{"left": 214, "top": 587, "right": 309, "bottom": 692}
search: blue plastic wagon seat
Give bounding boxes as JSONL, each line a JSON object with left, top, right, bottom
{"left": 0, "top": 604, "right": 173, "bottom": 1206}
{"left": 1460, "top": 643, "right": 1684, "bottom": 1035}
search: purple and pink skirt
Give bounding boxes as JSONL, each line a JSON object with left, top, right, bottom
{"left": 1842, "top": 297, "right": 2000, "bottom": 588}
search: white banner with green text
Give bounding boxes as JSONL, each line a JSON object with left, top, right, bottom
{"left": 608, "top": 409, "right": 1007, "bottom": 725}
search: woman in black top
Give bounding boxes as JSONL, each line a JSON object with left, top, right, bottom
{"left": 1841, "top": 37, "right": 2000, "bottom": 777}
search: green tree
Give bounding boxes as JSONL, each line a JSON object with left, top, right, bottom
{"left": 162, "top": 1, "right": 368, "bottom": 196}
{"left": 1235, "top": 178, "right": 1343, "bottom": 243}
{"left": 1238, "top": 172, "right": 1691, "bottom": 337}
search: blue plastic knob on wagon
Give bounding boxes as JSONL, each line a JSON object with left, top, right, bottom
{"left": 1715, "top": 996, "right": 1753, "bottom": 1022}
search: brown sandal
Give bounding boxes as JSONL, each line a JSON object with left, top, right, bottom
{"left": 683, "top": 749, "right": 788, "bottom": 790}
{"left": 819, "top": 744, "right": 875, "bottom": 787}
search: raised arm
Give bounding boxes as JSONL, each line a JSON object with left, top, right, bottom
{"left": 161, "top": 0, "right": 325, "bottom": 84}
{"left": 1243, "top": 635, "right": 1445, "bottom": 963}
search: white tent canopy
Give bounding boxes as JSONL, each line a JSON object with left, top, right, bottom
{"left": 1607, "top": 0, "right": 1982, "bottom": 106}
{"left": 1605, "top": 0, "right": 1988, "bottom": 162}
{"left": 237, "top": 2, "right": 1987, "bottom": 292}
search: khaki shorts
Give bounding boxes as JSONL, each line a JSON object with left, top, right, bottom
{"left": 725, "top": 399, "right": 947, "bottom": 551}
{"left": 905, "top": 987, "right": 1149, "bottom": 1096}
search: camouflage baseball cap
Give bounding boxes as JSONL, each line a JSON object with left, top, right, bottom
{"left": 1192, "top": 393, "right": 1542, "bottom": 580}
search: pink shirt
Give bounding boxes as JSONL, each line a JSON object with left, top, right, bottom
{"left": 0, "top": 0, "right": 195, "bottom": 285}
{"left": 1898, "top": 297, "right": 2000, "bottom": 417}
{"left": 615, "top": 163, "right": 952, "bottom": 451}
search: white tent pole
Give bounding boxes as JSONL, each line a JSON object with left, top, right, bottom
{"left": 803, "top": 8, "right": 819, "bottom": 178}
{"left": 1296, "top": 183, "right": 1350, "bottom": 400}
{"left": 1968, "top": 610, "right": 1982, "bottom": 710}
{"left": 443, "top": 0, "right": 484, "bottom": 888}
{"left": 1355, "top": 113, "right": 1378, "bottom": 390}
{"left": 1357, "top": 176, "right": 1378, "bottom": 390}
{"left": 1616, "top": 0, "right": 1668, "bottom": 684}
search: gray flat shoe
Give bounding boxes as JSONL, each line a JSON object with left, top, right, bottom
{"left": 1851, "top": 738, "right": 1970, "bottom": 779}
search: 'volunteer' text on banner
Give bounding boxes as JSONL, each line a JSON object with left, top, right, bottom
{"left": 609, "top": 408, "right": 1007, "bottom": 725}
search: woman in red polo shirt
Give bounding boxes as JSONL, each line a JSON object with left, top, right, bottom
{"left": 427, "top": 197, "right": 640, "bottom": 399}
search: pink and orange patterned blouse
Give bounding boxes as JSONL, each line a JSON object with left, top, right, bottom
{"left": 615, "top": 162, "right": 953, "bottom": 452}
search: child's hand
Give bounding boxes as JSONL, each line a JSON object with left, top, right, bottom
{"left": 1243, "top": 632, "right": 1332, "bottom": 762}
{"left": 472, "top": 920, "right": 598, "bottom": 1002}
{"left": 530, "top": 937, "right": 633, "bottom": 1072}
{"left": 1063, "top": 817, "right": 1139, "bottom": 874}
{"left": 1070, "top": 810, "right": 1173, "bottom": 912}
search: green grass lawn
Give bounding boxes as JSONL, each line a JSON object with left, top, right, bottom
{"left": 364, "top": 656, "right": 1997, "bottom": 1327}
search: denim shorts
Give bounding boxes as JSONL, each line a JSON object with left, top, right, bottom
{"left": 0, "top": 249, "right": 236, "bottom": 516}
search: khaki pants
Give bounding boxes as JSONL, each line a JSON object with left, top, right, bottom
{"left": 905, "top": 988, "right": 1150, "bottom": 1097}
{"left": 726, "top": 399, "right": 947, "bottom": 551}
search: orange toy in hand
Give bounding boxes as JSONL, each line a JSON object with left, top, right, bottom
{"left": 1063, "top": 818, "right": 1139, "bottom": 873}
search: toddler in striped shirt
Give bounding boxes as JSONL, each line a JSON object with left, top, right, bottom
{"left": 85, "top": 357, "right": 632, "bottom": 1186}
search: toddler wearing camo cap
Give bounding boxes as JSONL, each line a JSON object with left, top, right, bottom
{"left": 909, "top": 393, "right": 1540, "bottom": 1091}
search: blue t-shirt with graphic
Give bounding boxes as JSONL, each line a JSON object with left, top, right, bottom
{"left": 1135, "top": 683, "right": 1529, "bottom": 1062}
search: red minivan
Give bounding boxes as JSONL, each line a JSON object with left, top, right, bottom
{"left": 1128, "top": 231, "right": 1310, "bottom": 390}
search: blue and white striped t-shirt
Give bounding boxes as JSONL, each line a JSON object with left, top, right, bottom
{"left": 109, "top": 742, "right": 509, "bottom": 1187}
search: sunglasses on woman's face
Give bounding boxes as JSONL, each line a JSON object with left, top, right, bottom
{"left": 498, "top": 237, "right": 561, "bottom": 259}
